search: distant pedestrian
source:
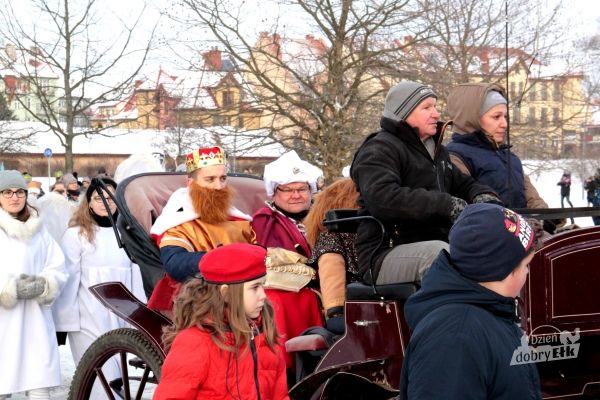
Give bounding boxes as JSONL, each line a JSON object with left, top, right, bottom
{"left": 584, "top": 176, "right": 596, "bottom": 207}
{"left": 557, "top": 171, "right": 574, "bottom": 224}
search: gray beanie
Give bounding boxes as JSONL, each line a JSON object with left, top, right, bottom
{"left": 0, "top": 170, "right": 28, "bottom": 192}
{"left": 382, "top": 81, "right": 437, "bottom": 122}
{"left": 61, "top": 173, "right": 77, "bottom": 185}
{"left": 480, "top": 90, "right": 507, "bottom": 116}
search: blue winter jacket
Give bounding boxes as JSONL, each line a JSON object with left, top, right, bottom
{"left": 400, "top": 250, "right": 541, "bottom": 400}
{"left": 447, "top": 131, "right": 527, "bottom": 208}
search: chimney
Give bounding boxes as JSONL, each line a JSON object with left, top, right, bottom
{"left": 135, "top": 79, "right": 143, "bottom": 88}
{"left": 203, "top": 48, "right": 222, "bottom": 71}
{"left": 5, "top": 43, "right": 16, "bottom": 61}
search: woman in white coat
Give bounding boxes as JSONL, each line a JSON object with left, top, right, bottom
{"left": 0, "top": 170, "right": 67, "bottom": 400}
{"left": 53, "top": 177, "right": 146, "bottom": 397}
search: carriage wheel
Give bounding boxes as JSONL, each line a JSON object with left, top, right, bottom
{"left": 68, "top": 328, "right": 163, "bottom": 400}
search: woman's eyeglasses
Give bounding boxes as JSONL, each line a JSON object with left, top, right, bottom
{"left": 1, "top": 189, "right": 27, "bottom": 199}
{"left": 91, "top": 196, "right": 114, "bottom": 204}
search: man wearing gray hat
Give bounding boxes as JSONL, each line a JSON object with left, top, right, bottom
{"left": 350, "top": 81, "right": 500, "bottom": 285}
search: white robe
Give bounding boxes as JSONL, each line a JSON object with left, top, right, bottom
{"left": 0, "top": 208, "right": 67, "bottom": 396}
{"left": 54, "top": 226, "right": 146, "bottom": 356}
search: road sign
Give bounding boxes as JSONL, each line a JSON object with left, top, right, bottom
{"left": 44, "top": 148, "right": 53, "bottom": 158}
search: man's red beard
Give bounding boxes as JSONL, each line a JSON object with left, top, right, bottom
{"left": 189, "top": 182, "right": 234, "bottom": 224}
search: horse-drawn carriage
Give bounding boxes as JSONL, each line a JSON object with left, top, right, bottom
{"left": 67, "top": 172, "right": 600, "bottom": 399}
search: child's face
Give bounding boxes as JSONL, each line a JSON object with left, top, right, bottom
{"left": 243, "top": 276, "right": 267, "bottom": 319}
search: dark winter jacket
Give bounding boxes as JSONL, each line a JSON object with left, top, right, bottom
{"left": 557, "top": 175, "right": 571, "bottom": 196}
{"left": 447, "top": 131, "right": 527, "bottom": 208}
{"left": 400, "top": 251, "right": 541, "bottom": 400}
{"left": 350, "top": 118, "right": 492, "bottom": 283}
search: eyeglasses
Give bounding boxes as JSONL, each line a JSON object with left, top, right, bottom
{"left": 1, "top": 189, "right": 27, "bottom": 199}
{"left": 53, "top": 189, "right": 65, "bottom": 194}
{"left": 92, "top": 196, "right": 115, "bottom": 204}
{"left": 276, "top": 186, "right": 310, "bottom": 195}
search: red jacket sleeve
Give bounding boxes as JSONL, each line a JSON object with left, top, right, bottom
{"left": 153, "top": 328, "right": 209, "bottom": 399}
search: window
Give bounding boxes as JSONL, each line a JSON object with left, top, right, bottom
{"left": 528, "top": 107, "right": 535, "bottom": 124}
{"left": 553, "top": 81, "right": 560, "bottom": 101}
{"left": 553, "top": 108, "right": 560, "bottom": 122}
{"left": 510, "top": 82, "right": 516, "bottom": 99}
{"left": 528, "top": 84, "right": 536, "bottom": 101}
{"left": 222, "top": 91, "right": 233, "bottom": 107}
{"left": 541, "top": 82, "right": 547, "bottom": 101}
{"left": 541, "top": 108, "right": 547, "bottom": 125}
{"left": 513, "top": 107, "right": 521, "bottom": 124}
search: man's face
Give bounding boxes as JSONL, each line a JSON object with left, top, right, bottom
{"left": 405, "top": 97, "right": 440, "bottom": 140}
{"left": 189, "top": 164, "right": 228, "bottom": 190}
{"left": 272, "top": 181, "right": 312, "bottom": 214}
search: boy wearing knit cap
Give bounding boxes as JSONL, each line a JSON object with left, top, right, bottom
{"left": 400, "top": 203, "right": 541, "bottom": 399}
{"left": 350, "top": 81, "right": 499, "bottom": 286}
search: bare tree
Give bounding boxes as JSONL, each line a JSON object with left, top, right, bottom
{"left": 170, "top": 0, "right": 427, "bottom": 180}
{"left": 0, "top": 0, "right": 157, "bottom": 171}
{"left": 408, "top": 0, "right": 594, "bottom": 161}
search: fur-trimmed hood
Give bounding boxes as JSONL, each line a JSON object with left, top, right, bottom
{"left": 0, "top": 206, "right": 42, "bottom": 241}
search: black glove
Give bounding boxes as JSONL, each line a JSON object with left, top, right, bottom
{"left": 472, "top": 193, "right": 504, "bottom": 206}
{"left": 325, "top": 306, "right": 345, "bottom": 335}
{"left": 542, "top": 219, "right": 557, "bottom": 234}
{"left": 450, "top": 196, "right": 467, "bottom": 223}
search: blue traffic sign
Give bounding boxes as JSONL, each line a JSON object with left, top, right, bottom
{"left": 43, "top": 148, "right": 52, "bottom": 158}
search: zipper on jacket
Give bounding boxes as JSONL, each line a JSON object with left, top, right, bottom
{"left": 250, "top": 323, "right": 262, "bottom": 400}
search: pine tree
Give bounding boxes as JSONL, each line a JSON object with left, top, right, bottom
{"left": 0, "top": 93, "right": 15, "bottom": 121}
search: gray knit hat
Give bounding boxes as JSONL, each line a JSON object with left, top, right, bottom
{"left": 0, "top": 170, "right": 28, "bottom": 192}
{"left": 480, "top": 90, "right": 507, "bottom": 116}
{"left": 382, "top": 81, "right": 437, "bottom": 122}
{"left": 61, "top": 173, "right": 77, "bottom": 185}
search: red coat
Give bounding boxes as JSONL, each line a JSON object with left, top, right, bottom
{"left": 252, "top": 206, "right": 311, "bottom": 258}
{"left": 251, "top": 205, "right": 324, "bottom": 368}
{"left": 153, "top": 326, "right": 289, "bottom": 400}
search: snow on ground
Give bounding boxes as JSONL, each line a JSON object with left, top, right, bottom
{"left": 11, "top": 344, "right": 74, "bottom": 399}
{"left": 523, "top": 159, "right": 599, "bottom": 228}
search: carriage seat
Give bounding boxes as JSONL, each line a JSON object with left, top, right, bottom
{"left": 346, "top": 281, "right": 418, "bottom": 301}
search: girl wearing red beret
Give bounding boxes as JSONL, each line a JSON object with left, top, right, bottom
{"left": 153, "top": 243, "right": 289, "bottom": 400}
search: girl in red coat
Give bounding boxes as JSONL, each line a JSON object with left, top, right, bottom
{"left": 153, "top": 243, "right": 289, "bottom": 400}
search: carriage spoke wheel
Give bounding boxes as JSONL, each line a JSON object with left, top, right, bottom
{"left": 68, "top": 328, "right": 163, "bottom": 400}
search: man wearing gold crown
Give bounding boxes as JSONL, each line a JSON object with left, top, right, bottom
{"left": 147, "top": 146, "right": 256, "bottom": 312}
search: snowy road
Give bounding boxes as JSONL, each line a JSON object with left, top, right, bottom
{"left": 11, "top": 344, "right": 75, "bottom": 399}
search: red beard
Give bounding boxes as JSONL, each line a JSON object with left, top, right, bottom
{"left": 189, "top": 182, "right": 234, "bottom": 225}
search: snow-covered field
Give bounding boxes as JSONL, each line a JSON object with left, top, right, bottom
{"left": 523, "top": 159, "right": 599, "bottom": 228}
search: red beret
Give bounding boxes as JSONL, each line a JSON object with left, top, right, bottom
{"left": 199, "top": 243, "right": 267, "bottom": 284}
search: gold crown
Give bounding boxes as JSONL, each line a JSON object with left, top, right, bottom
{"left": 186, "top": 146, "right": 226, "bottom": 173}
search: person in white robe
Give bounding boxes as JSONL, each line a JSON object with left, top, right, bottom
{"left": 53, "top": 177, "right": 146, "bottom": 399}
{"left": 0, "top": 170, "right": 67, "bottom": 400}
